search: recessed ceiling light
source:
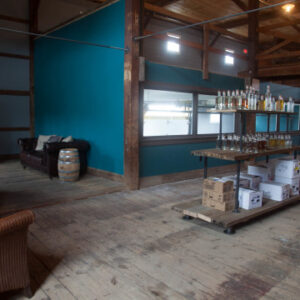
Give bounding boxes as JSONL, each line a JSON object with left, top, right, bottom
{"left": 282, "top": 3, "right": 295, "bottom": 13}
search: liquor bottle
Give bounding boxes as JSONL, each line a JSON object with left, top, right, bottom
{"left": 253, "top": 91, "right": 258, "bottom": 110}
{"left": 271, "top": 97, "right": 276, "bottom": 111}
{"left": 287, "top": 97, "right": 294, "bottom": 112}
{"left": 236, "top": 90, "right": 242, "bottom": 110}
{"left": 231, "top": 90, "right": 236, "bottom": 109}
{"left": 265, "top": 85, "right": 272, "bottom": 111}
{"left": 222, "top": 91, "right": 227, "bottom": 109}
{"left": 242, "top": 91, "right": 248, "bottom": 109}
{"left": 216, "top": 90, "right": 222, "bottom": 110}
{"left": 227, "top": 90, "right": 232, "bottom": 109}
{"left": 259, "top": 95, "right": 265, "bottom": 111}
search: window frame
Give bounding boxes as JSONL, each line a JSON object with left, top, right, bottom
{"left": 140, "top": 82, "right": 300, "bottom": 146}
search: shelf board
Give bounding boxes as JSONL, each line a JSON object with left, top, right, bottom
{"left": 206, "top": 109, "right": 296, "bottom": 115}
{"left": 176, "top": 195, "right": 300, "bottom": 229}
{"left": 192, "top": 146, "right": 300, "bottom": 161}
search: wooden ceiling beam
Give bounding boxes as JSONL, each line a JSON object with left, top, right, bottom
{"left": 257, "top": 49, "right": 300, "bottom": 60}
{"left": 144, "top": 3, "right": 248, "bottom": 43}
{"left": 259, "top": 39, "right": 292, "bottom": 55}
{"left": 232, "top": 0, "right": 248, "bottom": 11}
{"left": 257, "top": 62, "right": 300, "bottom": 77}
{"left": 258, "top": 28, "right": 300, "bottom": 44}
{"left": 258, "top": 18, "right": 300, "bottom": 31}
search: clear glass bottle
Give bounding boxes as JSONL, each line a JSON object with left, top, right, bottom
{"left": 227, "top": 90, "right": 232, "bottom": 109}
{"left": 222, "top": 134, "right": 227, "bottom": 150}
{"left": 265, "top": 85, "right": 272, "bottom": 111}
{"left": 216, "top": 90, "right": 222, "bottom": 110}
{"left": 287, "top": 97, "right": 295, "bottom": 113}
{"left": 271, "top": 97, "right": 276, "bottom": 111}
{"left": 222, "top": 91, "right": 226, "bottom": 110}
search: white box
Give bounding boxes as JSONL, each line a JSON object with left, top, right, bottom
{"left": 259, "top": 181, "right": 290, "bottom": 201}
{"left": 222, "top": 176, "right": 249, "bottom": 189}
{"left": 274, "top": 176, "right": 299, "bottom": 196}
{"left": 240, "top": 173, "right": 261, "bottom": 190}
{"left": 238, "top": 188, "right": 263, "bottom": 210}
{"left": 273, "top": 158, "right": 300, "bottom": 179}
{"left": 248, "top": 164, "right": 273, "bottom": 182}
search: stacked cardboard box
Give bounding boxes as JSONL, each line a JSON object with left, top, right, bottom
{"left": 202, "top": 177, "right": 234, "bottom": 211}
{"left": 238, "top": 188, "right": 263, "bottom": 210}
{"left": 273, "top": 158, "right": 300, "bottom": 196}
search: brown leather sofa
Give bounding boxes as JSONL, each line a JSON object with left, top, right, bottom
{"left": 18, "top": 138, "right": 90, "bottom": 178}
{"left": 0, "top": 210, "right": 35, "bottom": 298}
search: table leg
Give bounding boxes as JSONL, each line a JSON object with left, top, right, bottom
{"left": 233, "top": 160, "right": 240, "bottom": 213}
{"left": 204, "top": 156, "right": 208, "bottom": 179}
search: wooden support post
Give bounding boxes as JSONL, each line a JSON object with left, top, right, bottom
{"left": 124, "top": 0, "right": 140, "bottom": 190}
{"left": 248, "top": 0, "right": 259, "bottom": 83}
{"left": 202, "top": 24, "right": 209, "bottom": 80}
{"left": 29, "top": 0, "right": 39, "bottom": 138}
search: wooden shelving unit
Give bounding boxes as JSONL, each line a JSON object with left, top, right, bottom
{"left": 180, "top": 108, "right": 300, "bottom": 234}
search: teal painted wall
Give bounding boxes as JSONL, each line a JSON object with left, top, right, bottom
{"left": 141, "top": 61, "right": 244, "bottom": 177}
{"left": 35, "top": 0, "right": 125, "bottom": 174}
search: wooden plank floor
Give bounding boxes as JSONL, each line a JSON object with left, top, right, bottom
{"left": 0, "top": 162, "right": 299, "bottom": 299}
{"left": 0, "top": 160, "right": 126, "bottom": 215}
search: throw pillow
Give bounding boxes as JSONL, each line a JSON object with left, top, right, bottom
{"left": 62, "top": 136, "right": 73, "bottom": 143}
{"left": 48, "top": 135, "right": 63, "bottom": 143}
{"left": 35, "top": 135, "right": 52, "bottom": 151}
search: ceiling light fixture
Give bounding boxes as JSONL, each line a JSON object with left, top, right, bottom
{"left": 282, "top": 3, "right": 295, "bottom": 13}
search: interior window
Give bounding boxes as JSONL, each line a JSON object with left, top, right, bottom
{"left": 143, "top": 89, "right": 193, "bottom": 137}
{"left": 197, "top": 94, "right": 235, "bottom": 134}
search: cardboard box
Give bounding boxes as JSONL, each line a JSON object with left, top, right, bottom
{"left": 259, "top": 181, "right": 290, "bottom": 201}
{"left": 202, "top": 197, "right": 235, "bottom": 212}
{"left": 248, "top": 164, "right": 273, "bottom": 181}
{"left": 238, "top": 188, "right": 263, "bottom": 210}
{"left": 203, "top": 189, "right": 234, "bottom": 203}
{"left": 203, "top": 177, "right": 233, "bottom": 193}
{"left": 240, "top": 173, "right": 261, "bottom": 190}
{"left": 274, "top": 176, "right": 299, "bottom": 196}
{"left": 273, "top": 158, "right": 300, "bottom": 179}
{"left": 221, "top": 175, "right": 250, "bottom": 189}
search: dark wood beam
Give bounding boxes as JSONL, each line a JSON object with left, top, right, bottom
{"left": 259, "top": 40, "right": 292, "bottom": 55}
{"left": 0, "top": 52, "right": 30, "bottom": 60}
{"left": 232, "top": 0, "right": 248, "bottom": 11}
{"left": 248, "top": 0, "right": 259, "bottom": 80}
{"left": 0, "top": 90, "right": 30, "bottom": 96}
{"left": 258, "top": 18, "right": 300, "bottom": 32}
{"left": 144, "top": 3, "right": 248, "bottom": 43}
{"left": 0, "top": 14, "right": 29, "bottom": 24}
{"left": 202, "top": 25, "right": 209, "bottom": 80}
{"left": 155, "top": 0, "right": 180, "bottom": 6}
{"left": 257, "top": 62, "right": 300, "bottom": 77}
{"left": 258, "top": 28, "right": 300, "bottom": 44}
{"left": 124, "top": 0, "right": 140, "bottom": 190}
{"left": 257, "top": 50, "right": 300, "bottom": 60}
{"left": 209, "top": 33, "right": 221, "bottom": 47}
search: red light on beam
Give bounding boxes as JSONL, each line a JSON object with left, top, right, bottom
{"left": 243, "top": 49, "right": 248, "bottom": 54}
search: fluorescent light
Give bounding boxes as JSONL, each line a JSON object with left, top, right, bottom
{"left": 225, "top": 55, "right": 234, "bottom": 65}
{"left": 167, "top": 41, "right": 180, "bottom": 53}
{"left": 167, "top": 32, "right": 181, "bottom": 39}
{"left": 225, "top": 48, "right": 234, "bottom": 54}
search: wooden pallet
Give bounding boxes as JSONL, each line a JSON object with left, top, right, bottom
{"left": 175, "top": 195, "right": 300, "bottom": 230}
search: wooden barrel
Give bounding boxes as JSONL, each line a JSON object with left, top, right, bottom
{"left": 58, "top": 148, "right": 80, "bottom": 182}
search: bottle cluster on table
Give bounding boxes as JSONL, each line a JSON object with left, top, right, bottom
{"left": 217, "top": 133, "right": 293, "bottom": 153}
{"left": 215, "top": 85, "right": 295, "bottom": 112}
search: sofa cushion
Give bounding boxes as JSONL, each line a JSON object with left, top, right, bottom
{"left": 35, "top": 135, "right": 52, "bottom": 151}
{"left": 48, "top": 135, "right": 63, "bottom": 143}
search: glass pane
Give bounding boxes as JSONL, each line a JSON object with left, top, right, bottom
{"left": 143, "top": 89, "right": 193, "bottom": 137}
{"left": 256, "top": 114, "right": 277, "bottom": 132}
{"left": 197, "top": 94, "right": 235, "bottom": 134}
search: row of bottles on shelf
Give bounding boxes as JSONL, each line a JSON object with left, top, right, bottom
{"left": 217, "top": 133, "right": 293, "bottom": 153}
{"left": 215, "top": 85, "right": 295, "bottom": 112}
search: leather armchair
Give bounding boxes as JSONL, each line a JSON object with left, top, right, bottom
{"left": 0, "top": 210, "right": 35, "bottom": 297}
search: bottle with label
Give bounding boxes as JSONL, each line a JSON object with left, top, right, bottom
{"left": 231, "top": 90, "right": 237, "bottom": 109}
{"left": 236, "top": 90, "right": 242, "bottom": 110}
{"left": 265, "top": 85, "right": 272, "bottom": 111}
{"left": 216, "top": 90, "right": 222, "bottom": 110}
{"left": 222, "top": 91, "right": 227, "bottom": 110}
{"left": 287, "top": 97, "right": 294, "bottom": 112}
{"left": 259, "top": 95, "right": 265, "bottom": 111}
{"left": 242, "top": 91, "right": 248, "bottom": 109}
{"left": 276, "top": 95, "right": 284, "bottom": 112}
{"left": 227, "top": 90, "right": 232, "bottom": 109}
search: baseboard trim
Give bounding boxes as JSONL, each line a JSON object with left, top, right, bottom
{"left": 0, "top": 154, "right": 19, "bottom": 161}
{"left": 87, "top": 167, "right": 124, "bottom": 183}
{"left": 140, "top": 164, "right": 240, "bottom": 188}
